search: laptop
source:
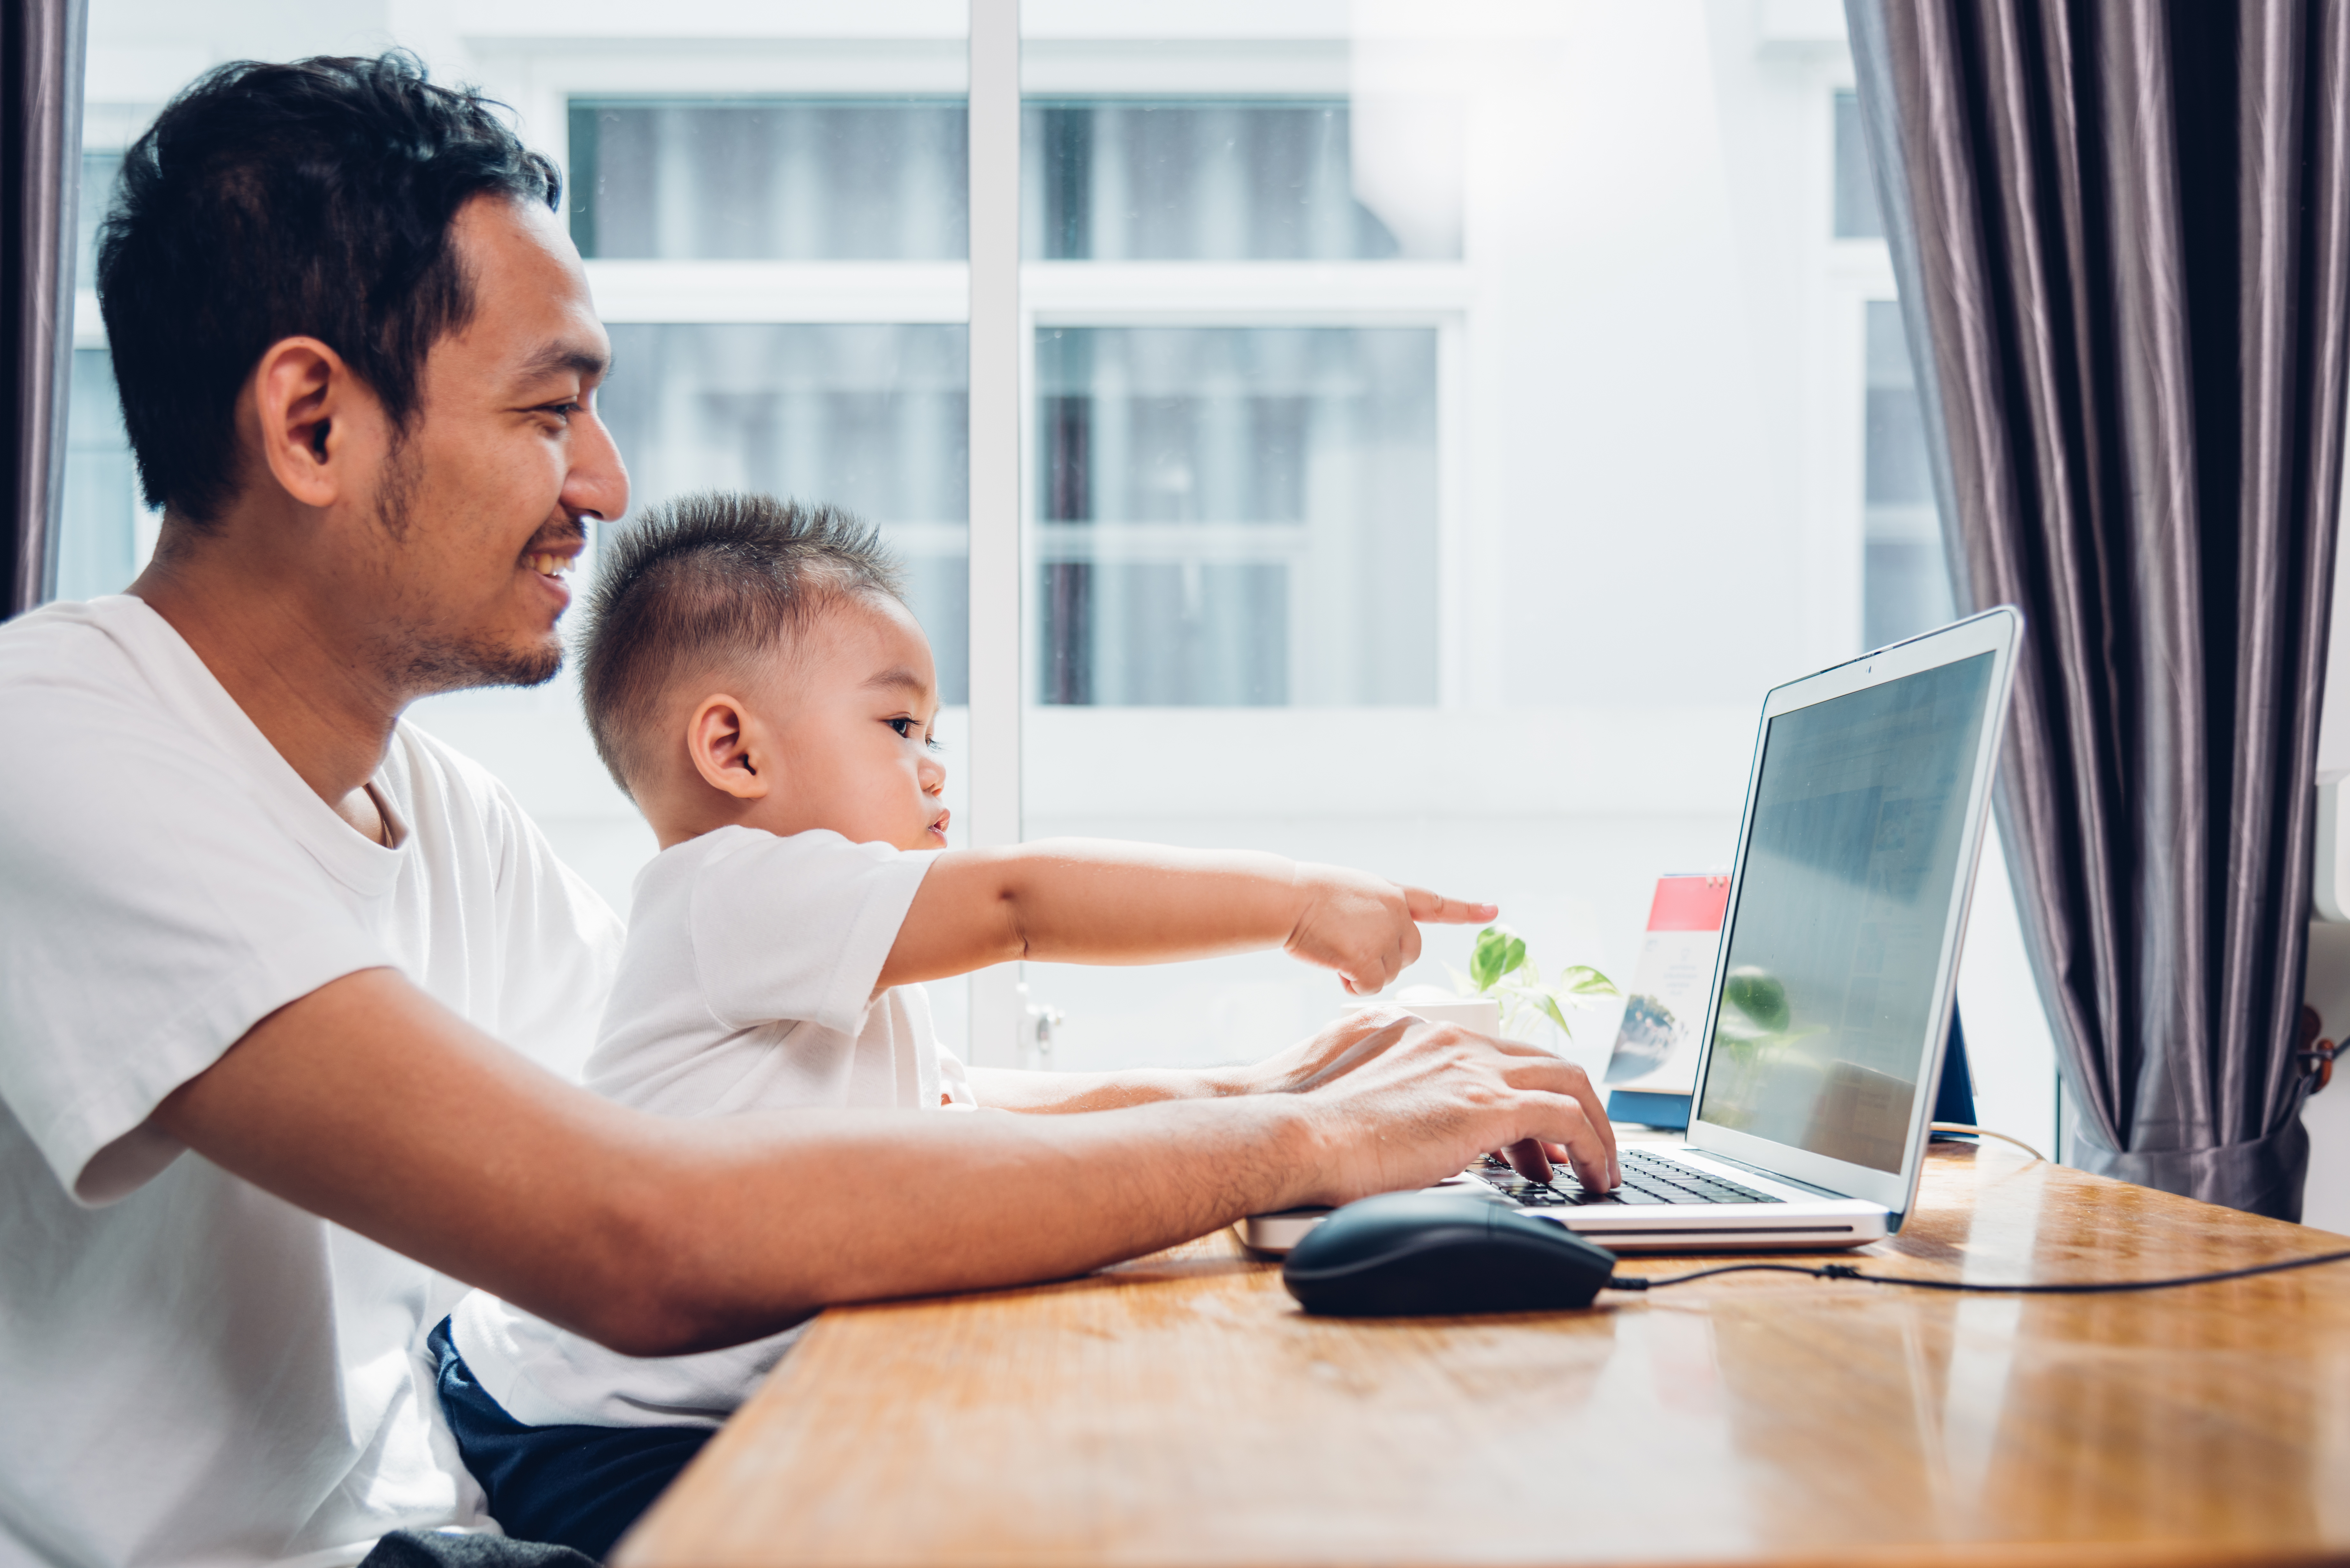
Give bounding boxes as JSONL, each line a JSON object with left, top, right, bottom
{"left": 1241, "top": 606, "right": 2021, "bottom": 1254}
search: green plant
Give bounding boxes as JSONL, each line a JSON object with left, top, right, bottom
{"left": 1450, "top": 925, "right": 1618, "bottom": 1042}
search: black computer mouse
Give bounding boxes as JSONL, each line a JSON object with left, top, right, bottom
{"left": 1282, "top": 1191, "right": 1620, "bottom": 1317}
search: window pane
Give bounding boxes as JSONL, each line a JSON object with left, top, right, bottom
{"left": 1022, "top": 101, "right": 1457, "bottom": 261}
{"left": 1862, "top": 301, "right": 1953, "bottom": 647}
{"left": 569, "top": 100, "right": 967, "bottom": 261}
{"left": 597, "top": 323, "right": 970, "bottom": 703}
{"left": 77, "top": 150, "right": 122, "bottom": 282}
{"left": 54, "top": 349, "right": 145, "bottom": 603}
{"left": 1833, "top": 91, "right": 1885, "bottom": 239}
{"left": 1034, "top": 326, "right": 1437, "bottom": 707}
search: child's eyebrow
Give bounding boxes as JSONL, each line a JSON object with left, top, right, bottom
{"left": 862, "top": 667, "right": 932, "bottom": 696}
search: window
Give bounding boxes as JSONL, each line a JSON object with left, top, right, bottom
{"left": 1831, "top": 90, "right": 1885, "bottom": 240}
{"left": 1830, "top": 92, "right": 1954, "bottom": 648}
{"left": 1023, "top": 101, "right": 1454, "bottom": 262}
{"left": 58, "top": 4, "right": 2028, "bottom": 1117}
{"left": 1862, "top": 302, "right": 1953, "bottom": 647}
{"left": 1035, "top": 324, "right": 1437, "bottom": 707}
{"left": 57, "top": 127, "right": 150, "bottom": 607}
{"left": 55, "top": 350, "right": 142, "bottom": 605}
{"left": 568, "top": 100, "right": 967, "bottom": 261}
{"left": 600, "top": 322, "right": 972, "bottom": 701}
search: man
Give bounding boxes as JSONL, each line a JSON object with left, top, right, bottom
{"left": 0, "top": 54, "right": 1615, "bottom": 1568}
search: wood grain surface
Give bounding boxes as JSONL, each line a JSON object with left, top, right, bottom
{"left": 617, "top": 1141, "right": 2350, "bottom": 1567}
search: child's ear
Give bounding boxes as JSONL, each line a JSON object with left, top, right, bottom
{"left": 686, "top": 695, "right": 771, "bottom": 800}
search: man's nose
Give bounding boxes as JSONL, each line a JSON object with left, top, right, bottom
{"left": 564, "top": 400, "right": 631, "bottom": 524}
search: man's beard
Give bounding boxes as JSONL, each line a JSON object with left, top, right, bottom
{"left": 389, "top": 624, "right": 565, "bottom": 697}
{"left": 368, "top": 438, "right": 568, "bottom": 697}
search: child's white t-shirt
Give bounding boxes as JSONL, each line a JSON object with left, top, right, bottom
{"left": 450, "top": 823, "right": 972, "bottom": 1429}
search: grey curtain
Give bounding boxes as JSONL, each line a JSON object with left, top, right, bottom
{"left": 1849, "top": 0, "right": 2350, "bottom": 1220}
{"left": 3, "top": 0, "right": 87, "bottom": 617}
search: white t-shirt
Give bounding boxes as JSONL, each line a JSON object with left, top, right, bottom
{"left": 0, "top": 597, "right": 625, "bottom": 1568}
{"left": 451, "top": 824, "right": 969, "bottom": 1430}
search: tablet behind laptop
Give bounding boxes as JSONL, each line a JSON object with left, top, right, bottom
{"left": 1243, "top": 607, "right": 2021, "bottom": 1254}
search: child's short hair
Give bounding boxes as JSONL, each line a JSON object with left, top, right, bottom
{"left": 580, "top": 491, "right": 905, "bottom": 796}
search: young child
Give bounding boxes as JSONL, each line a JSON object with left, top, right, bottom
{"left": 437, "top": 491, "right": 1496, "bottom": 1556}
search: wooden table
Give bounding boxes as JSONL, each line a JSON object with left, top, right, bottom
{"left": 618, "top": 1142, "right": 2350, "bottom": 1567}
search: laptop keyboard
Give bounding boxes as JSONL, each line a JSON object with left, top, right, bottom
{"left": 1472, "top": 1147, "right": 1779, "bottom": 1207}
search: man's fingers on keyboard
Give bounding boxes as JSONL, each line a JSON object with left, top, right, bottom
{"left": 1496, "top": 1061, "right": 1617, "bottom": 1190}
{"left": 1521, "top": 1099, "right": 1613, "bottom": 1194}
{"left": 1499, "top": 1055, "right": 1618, "bottom": 1187}
{"left": 1541, "top": 1137, "right": 1614, "bottom": 1188}
{"left": 1502, "top": 1137, "right": 1553, "bottom": 1185}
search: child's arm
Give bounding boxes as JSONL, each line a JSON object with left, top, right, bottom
{"left": 876, "top": 839, "right": 1493, "bottom": 998}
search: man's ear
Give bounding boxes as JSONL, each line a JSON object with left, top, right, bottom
{"left": 247, "top": 336, "right": 379, "bottom": 509}
{"left": 686, "top": 695, "right": 772, "bottom": 800}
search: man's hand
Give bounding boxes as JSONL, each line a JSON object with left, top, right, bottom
{"left": 1284, "top": 864, "right": 1497, "bottom": 995}
{"left": 1235, "top": 1004, "right": 1429, "bottom": 1096}
{"left": 1267, "top": 1006, "right": 1619, "bottom": 1199}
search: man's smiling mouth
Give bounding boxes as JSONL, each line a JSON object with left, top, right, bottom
{"left": 525, "top": 551, "right": 575, "bottom": 578}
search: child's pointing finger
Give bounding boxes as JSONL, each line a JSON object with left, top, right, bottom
{"left": 1403, "top": 888, "right": 1498, "bottom": 925}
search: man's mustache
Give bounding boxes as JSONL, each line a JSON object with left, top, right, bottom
{"left": 523, "top": 517, "right": 589, "bottom": 554}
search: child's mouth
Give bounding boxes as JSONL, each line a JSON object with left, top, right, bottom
{"left": 929, "top": 810, "right": 951, "bottom": 839}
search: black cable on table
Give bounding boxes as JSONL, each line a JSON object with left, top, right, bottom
{"left": 1604, "top": 1248, "right": 2350, "bottom": 1296}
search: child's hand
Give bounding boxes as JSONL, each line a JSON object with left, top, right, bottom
{"left": 1283, "top": 864, "right": 1497, "bottom": 994}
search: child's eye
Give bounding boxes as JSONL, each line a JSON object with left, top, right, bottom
{"left": 926, "top": 735, "right": 944, "bottom": 752}
{"left": 889, "top": 717, "right": 915, "bottom": 738}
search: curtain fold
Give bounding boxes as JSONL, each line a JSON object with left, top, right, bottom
{"left": 3, "top": 0, "right": 87, "bottom": 617}
{"left": 1849, "top": 0, "right": 2350, "bottom": 1220}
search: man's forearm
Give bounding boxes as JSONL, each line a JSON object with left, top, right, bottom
{"left": 639, "top": 1091, "right": 1320, "bottom": 1353}
{"left": 156, "top": 969, "right": 1327, "bottom": 1359}
{"left": 159, "top": 973, "right": 1612, "bottom": 1365}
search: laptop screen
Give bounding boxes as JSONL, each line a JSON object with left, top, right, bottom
{"left": 1693, "top": 652, "right": 1995, "bottom": 1172}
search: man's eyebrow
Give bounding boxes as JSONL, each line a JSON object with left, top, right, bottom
{"left": 512, "top": 340, "right": 611, "bottom": 388}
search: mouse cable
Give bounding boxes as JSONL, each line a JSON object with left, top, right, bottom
{"left": 1927, "top": 1122, "right": 2049, "bottom": 1163}
{"left": 1604, "top": 1248, "right": 2350, "bottom": 1296}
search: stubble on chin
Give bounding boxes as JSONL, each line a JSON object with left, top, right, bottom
{"left": 388, "top": 627, "right": 565, "bottom": 697}
{"left": 368, "top": 437, "right": 567, "bottom": 697}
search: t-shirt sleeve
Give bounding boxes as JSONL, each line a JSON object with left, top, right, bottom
{"left": 0, "top": 682, "right": 390, "bottom": 1206}
{"left": 688, "top": 830, "right": 939, "bottom": 1037}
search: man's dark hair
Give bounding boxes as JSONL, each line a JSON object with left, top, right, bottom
{"left": 95, "top": 52, "right": 561, "bottom": 524}
{"left": 582, "top": 492, "right": 907, "bottom": 797}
